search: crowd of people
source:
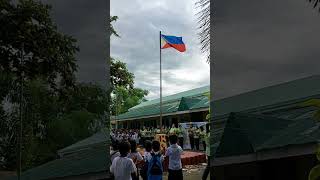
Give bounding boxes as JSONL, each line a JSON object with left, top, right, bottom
{"left": 109, "top": 123, "right": 211, "bottom": 180}
{"left": 110, "top": 134, "right": 184, "bottom": 180}
{"left": 110, "top": 123, "right": 209, "bottom": 152}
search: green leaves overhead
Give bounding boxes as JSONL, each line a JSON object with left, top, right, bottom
{"left": 0, "top": 0, "right": 79, "bottom": 92}
{"left": 110, "top": 58, "right": 134, "bottom": 90}
{"left": 112, "top": 86, "right": 148, "bottom": 115}
{"left": 110, "top": 16, "right": 120, "bottom": 37}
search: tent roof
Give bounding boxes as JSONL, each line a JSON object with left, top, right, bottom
{"left": 215, "top": 112, "right": 319, "bottom": 158}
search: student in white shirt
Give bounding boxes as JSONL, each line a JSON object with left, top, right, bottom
{"left": 146, "top": 140, "right": 164, "bottom": 180}
{"left": 165, "top": 135, "right": 183, "bottom": 180}
{"left": 110, "top": 142, "right": 120, "bottom": 163}
{"left": 141, "top": 140, "right": 152, "bottom": 180}
{"left": 127, "top": 140, "right": 143, "bottom": 180}
{"left": 110, "top": 141, "right": 137, "bottom": 180}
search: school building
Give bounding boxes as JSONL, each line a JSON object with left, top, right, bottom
{"left": 113, "top": 85, "right": 210, "bottom": 129}
{"left": 9, "top": 75, "right": 320, "bottom": 180}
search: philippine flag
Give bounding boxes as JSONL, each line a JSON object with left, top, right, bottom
{"left": 161, "top": 34, "right": 186, "bottom": 52}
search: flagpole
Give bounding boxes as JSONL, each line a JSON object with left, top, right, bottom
{"left": 159, "top": 31, "right": 163, "bottom": 128}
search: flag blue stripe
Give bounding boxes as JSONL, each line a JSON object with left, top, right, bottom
{"left": 162, "top": 35, "right": 184, "bottom": 45}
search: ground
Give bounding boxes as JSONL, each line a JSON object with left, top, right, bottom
{"left": 162, "top": 163, "right": 209, "bottom": 180}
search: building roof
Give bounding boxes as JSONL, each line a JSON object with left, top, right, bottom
{"left": 130, "top": 85, "right": 210, "bottom": 110}
{"left": 116, "top": 75, "right": 320, "bottom": 121}
{"left": 116, "top": 86, "right": 210, "bottom": 121}
{"left": 214, "top": 112, "right": 319, "bottom": 158}
{"left": 212, "top": 75, "right": 320, "bottom": 119}
{"left": 57, "top": 131, "right": 108, "bottom": 156}
{"left": 10, "top": 147, "right": 108, "bottom": 180}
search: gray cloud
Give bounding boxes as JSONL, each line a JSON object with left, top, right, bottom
{"left": 213, "top": 0, "right": 320, "bottom": 99}
{"left": 41, "top": 0, "right": 108, "bottom": 85}
{"left": 41, "top": 0, "right": 320, "bottom": 102}
{"left": 111, "top": 0, "right": 209, "bottom": 99}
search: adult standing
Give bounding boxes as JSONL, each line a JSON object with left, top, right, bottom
{"left": 200, "top": 126, "right": 206, "bottom": 151}
{"left": 182, "top": 124, "right": 191, "bottom": 150}
{"left": 169, "top": 123, "right": 178, "bottom": 135}
{"left": 188, "top": 125, "right": 195, "bottom": 150}
{"left": 140, "top": 127, "right": 146, "bottom": 146}
{"left": 155, "top": 126, "right": 161, "bottom": 134}
{"left": 177, "top": 124, "right": 184, "bottom": 149}
{"left": 194, "top": 127, "right": 200, "bottom": 151}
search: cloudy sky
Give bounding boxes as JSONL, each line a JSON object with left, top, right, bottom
{"left": 213, "top": 0, "right": 320, "bottom": 98}
{"left": 46, "top": 0, "right": 320, "bottom": 101}
{"left": 111, "top": 0, "right": 209, "bottom": 100}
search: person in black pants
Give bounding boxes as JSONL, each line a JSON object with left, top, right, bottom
{"left": 194, "top": 127, "right": 200, "bottom": 151}
{"left": 178, "top": 125, "right": 184, "bottom": 149}
{"left": 200, "top": 126, "right": 206, "bottom": 152}
{"left": 188, "top": 125, "right": 194, "bottom": 150}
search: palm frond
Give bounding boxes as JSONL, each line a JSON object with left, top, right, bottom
{"left": 195, "top": 0, "right": 210, "bottom": 63}
{"left": 308, "top": 0, "right": 320, "bottom": 12}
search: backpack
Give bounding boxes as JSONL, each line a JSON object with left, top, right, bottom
{"left": 148, "top": 153, "right": 163, "bottom": 176}
{"left": 140, "top": 155, "right": 149, "bottom": 179}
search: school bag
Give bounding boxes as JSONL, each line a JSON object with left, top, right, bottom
{"left": 147, "top": 153, "right": 163, "bottom": 180}
{"left": 140, "top": 155, "right": 149, "bottom": 179}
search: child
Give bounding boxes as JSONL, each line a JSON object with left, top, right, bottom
{"left": 127, "top": 140, "right": 144, "bottom": 180}
{"left": 166, "top": 135, "right": 183, "bottom": 180}
{"left": 146, "top": 140, "right": 164, "bottom": 180}
{"left": 141, "top": 140, "right": 152, "bottom": 180}
{"left": 110, "top": 141, "right": 120, "bottom": 163}
{"left": 110, "top": 141, "right": 137, "bottom": 180}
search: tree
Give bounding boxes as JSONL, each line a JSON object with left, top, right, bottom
{"left": 109, "top": 16, "right": 148, "bottom": 115}
{"left": 0, "top": 0, "right": 79, "bottom": 96}
{"left": 0, "top": 0, "right": 79, "bottom": 171}
{"left": 204, "top": 91, "right": 211, "bottom": 122}
{"left": 110, "top": 58, "right": 134, "bottom": 90}
{"left": 195, "top": 0, "right": 210, "bottom": 63}
{"left": 110, "top": 16, "right": 120, "bottom": 37}
{"left": 309, "top": 0, "right": 320, "bottom": 11}
{"left": 112, "top": 86, "right": 148, "bottom": 115}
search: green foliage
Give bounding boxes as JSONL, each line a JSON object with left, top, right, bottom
{"left": 109, "top": 16, "right": 148, "bottom": 115}
{"left": 309, "top": 0, "right": 320, "bottom": 12}
{"left": 0, "top": 0, "right": 79, "bottom": 94}
{"left": 110, "top": 16, "right": 120, "bottom": 37}
{"left": 112, "top": 86, "right": 148, "bottom": 115}
{"left": 48, "top": 110, "right": 97, "bottom": 148}
{"left": 110, "top": 57, "right": 134, "bottom": 90}
{"left": 64, "top": 82, "right": 109, "bottom": 115}
{"left": 204, "top": 91, "right": 210, "bottom": 122}
{"left": 0, "top": 106, "right": 18, "bottom": 170}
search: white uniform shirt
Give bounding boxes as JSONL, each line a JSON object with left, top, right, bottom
{"left": 110, "top": 156, "right": 137, "bottom": 180}
{"left": 145, "top": 151, "right": 164, "bottom": 163}
{"left": 127, "top": 152, "right": 143, "bottom": 163}
{"left": 165, "top": 144, "right": 183, "bottom": 170}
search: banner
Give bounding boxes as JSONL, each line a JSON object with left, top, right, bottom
{"left": 179, "top": 122, "right": 207, "bottom": 129}
{"left": 179, "top": 122, "right": 207, "bottom": 150}
{"left": 155, "top": 134, "right": 167, "bottom": 151}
